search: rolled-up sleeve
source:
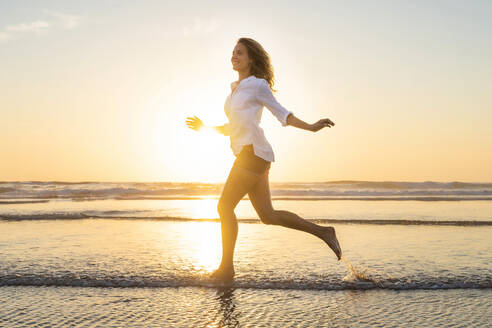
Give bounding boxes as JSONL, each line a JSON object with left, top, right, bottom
{"left": 256, "top": 79, "right": 293, "bottom": 126}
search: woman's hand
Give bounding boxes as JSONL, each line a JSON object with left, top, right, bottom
{"left": 310, "top": 118, "right": 335, "bottom": 132}
{"left": 186, "top": 116, "right": 204, "bottom": 131}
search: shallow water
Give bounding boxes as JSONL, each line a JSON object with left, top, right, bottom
{"left": 2, "top": 198, "right": 492, "bottom": 224}
{"left": 1, "top": 196, "right": 491, "bottom": 326}
{"left": 1, "top": 286, "right": 490, "bottom": 327}
{"left": 1, "top": 219, "right": 491, "bottom": 290}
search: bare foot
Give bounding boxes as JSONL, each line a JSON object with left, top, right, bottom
{"left": 321, "top": 226, "right": 342, "bottom": 260}
{"left": 209, "top": 266, "right": 235, "bottom": 281}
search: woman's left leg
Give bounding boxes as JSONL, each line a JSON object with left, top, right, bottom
{"left": 247, "top": 169, "right": 342, "bottom": 260}
{"left": 211, "top": 164, "right": 264, "bottom": 280}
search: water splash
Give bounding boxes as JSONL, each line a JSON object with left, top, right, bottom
{"left": 341, "top": 256, "right": 396, "bottom": 287}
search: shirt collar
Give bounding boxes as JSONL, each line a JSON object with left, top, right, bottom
{"left": 230, "top": 75, "right": 256, "bottom": 91}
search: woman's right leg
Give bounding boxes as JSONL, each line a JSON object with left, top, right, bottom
{"left": 248, "top": 168, "right": 342, "bottom": 260}
{"left": 211, "top": 164, "right": 263, "bottom": 280}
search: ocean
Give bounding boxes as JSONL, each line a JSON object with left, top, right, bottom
{"left": 1, "top": 181, "right": 491, "bottom": 327}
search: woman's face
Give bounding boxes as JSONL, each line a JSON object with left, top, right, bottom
{"left": 231, "top": 42, "right": 251, "bottom": 72}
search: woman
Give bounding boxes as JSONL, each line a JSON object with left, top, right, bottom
{"left": 186, "top": 37, "right": 341, "bottom": 281}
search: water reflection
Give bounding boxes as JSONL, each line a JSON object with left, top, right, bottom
{"left": 208, "top": 287, "right": 240, "bottom": 328}
{"left": 189, "top": 198, "right": 220, "bottom": 219}
{"left": 164, "top": 221, "right": 222, "bottom": 273}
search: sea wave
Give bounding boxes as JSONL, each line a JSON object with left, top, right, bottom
{"left": 1, "top": 181, "right": 492, "bottom": 200}
{"left": 0, "top": 200, "right": 50, "bottom": 204}
{"left": 112, "top": 196, "right": 492, "bottom": 201}
{"left": 1, "top": 212, "right": 491, "bottom": 225}
{"left": 0, "top": 273, "right": 490, "bottom": 290}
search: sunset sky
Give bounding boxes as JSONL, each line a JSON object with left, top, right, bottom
{"left": 1, "top": 1, "right": 491, "bottom": 183}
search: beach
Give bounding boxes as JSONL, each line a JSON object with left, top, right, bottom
{"left": 1, "top": 181, "right": 491, "bottom": 327}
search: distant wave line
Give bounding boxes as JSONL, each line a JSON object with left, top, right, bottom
{"left": 112, "top": 196, "right": 492, "bottom": 201}
{"left": 1, "top": 214, "right": 491, "bottom": 226}
{"left": 2, "top": 196, "right": 492, "bottom": 202}
{"left": 0, "top": 200, "right": 50, "bottom": 204}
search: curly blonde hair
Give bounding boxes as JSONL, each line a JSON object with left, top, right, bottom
{"left": 237, "top": 37, "right": 277, "bottom": 92}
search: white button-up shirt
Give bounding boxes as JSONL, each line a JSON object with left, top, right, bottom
{"left": 224, "top": 75, "right": 293, "bottom": 162}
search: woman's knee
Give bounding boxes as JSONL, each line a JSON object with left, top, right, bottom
{"left": 217, "top": 200, "right": 234, "bottom": 218}
{"left": 259, "top": 209, "right": 278, "bottom": 225}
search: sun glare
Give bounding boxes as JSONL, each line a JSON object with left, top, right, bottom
{"left": 186, "top": 222, "right": 222, "bottom": 272}
{"left": 189, "top": 198, "right": 219, "bottom": 219}
{"left": 140, "top": 85, "right": 235, "bottom": 183}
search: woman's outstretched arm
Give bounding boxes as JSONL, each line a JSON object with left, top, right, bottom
{"left": 186, "top": 116, "right": 231, "bottom": 136}
{"left": 212, "top": 123, "right": 231, "bottom": 136}
{"left": 286, "top": 114, "right": 335, "bottom": 132}
{"left": 255, "top": 80, "right": 335, "bottom": 132}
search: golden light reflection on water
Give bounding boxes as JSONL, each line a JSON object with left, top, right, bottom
{"left": 185, "top": 222, "right": 222, "bottom": 272}
{"left": 189, "top": 198, "right": 220, "bottom": 219}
